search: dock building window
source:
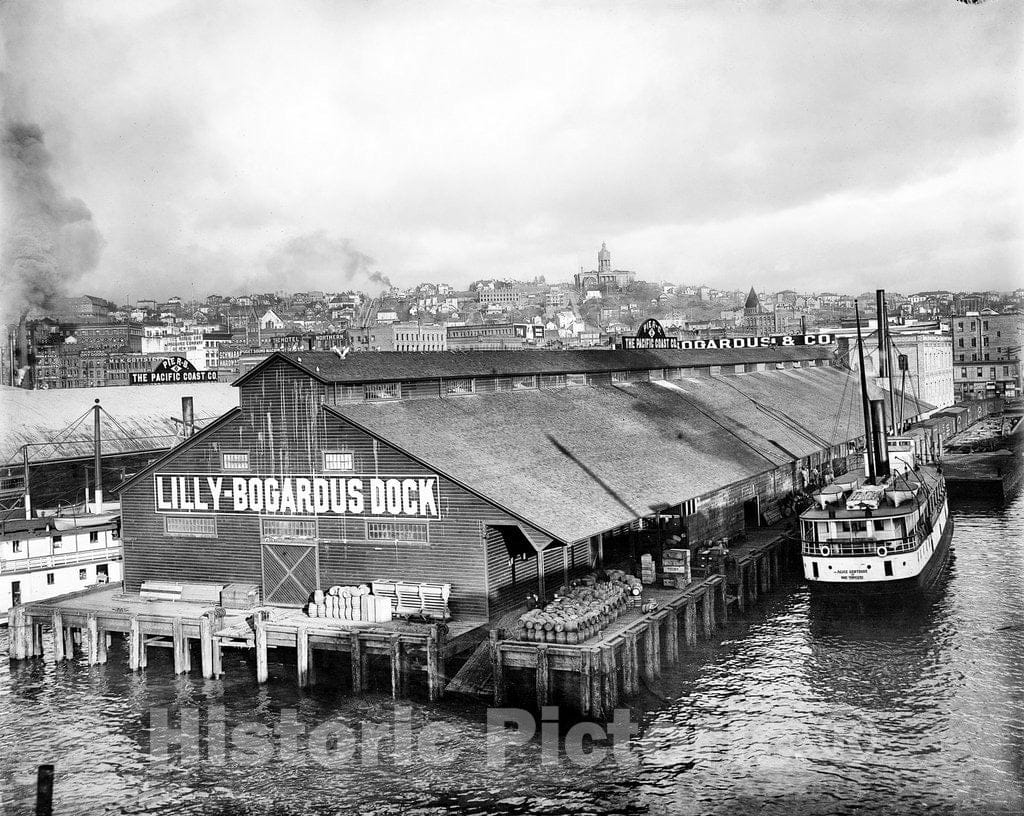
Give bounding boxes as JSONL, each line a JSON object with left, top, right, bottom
{"left": 261, "top": 517, "right": 317, "bottom": 541}
{"left": 566, "top": 373, "right": 588, "bottom": 387}
{"left": 444, "top": 378, "right": 475, "bottom": 395}
{"left": 222, "top": 451, "right": 250, "bottom": 470}
{"left": 323, "top": 451, "right": 354, "bottom": 471}
{"left": 89, "top": 531, "right": 99, "bottom": 542}
{"left": 46, "top": 573, "right": 55, "bottom": 585}
{"left": 165, "top": 515, "right": 218, "bottom": 537}
{"left": 12, "top": 541, "right": 20, "bottom": 553}
{"left": 513, "top": 375, "right": 536, "bottom": 390}
{"left": 79, "top": 569, "right": 87, "bottom": 580}
{"left": 366, "top": 520, "right": 429, "bottom": 543}
{"left": 364, "top": 382, "right": 401, "bottom": 400}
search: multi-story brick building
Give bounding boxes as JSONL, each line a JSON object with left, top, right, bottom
{"left": 952, "top": 310, "right": 1023, "bottom": 400}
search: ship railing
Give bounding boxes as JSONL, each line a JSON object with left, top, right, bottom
{"left": 0, "top": 545, "right": 124, "bottom": 575}
{"left": 801, "top": 536, "right": 920, "bottom": 557}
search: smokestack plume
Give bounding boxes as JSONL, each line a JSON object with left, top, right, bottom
{"left": 1, "top": 122, "right": 104, "bottom": 327}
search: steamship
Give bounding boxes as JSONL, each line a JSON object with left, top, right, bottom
{"left": 800, "top": 294, "right": 952, "bottom": 596}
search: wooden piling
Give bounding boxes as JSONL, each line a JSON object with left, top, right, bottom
{"left": 128, "top": 616, "right": 141, "bottom": 671}
{"left": 200, "top": 615, "right": 215, "bottom": 679}
{"left": 623, "top": 632, "right": 638, "bottom": 696}
{"left": 643, "top": 625, "right": 659, "bottom": 681}
{"left": 535, "top": 644, "right": 550, "bottom": 708}
{"left": 349, "top": 630, "right": 362, "bottom": 693}
{"left": 601, "top": 645, "right": 618, "bottom": 712}
{"left": 579, "top": 648, "right": 592, "bottom": 715}
{"left": 32, "top": 619, "right": 44, "bottom": 657}
{"left": 86, "top": 614, "right": 99, "bottom": 665}
{"left": 491, "top": 631, "right": 504, "bottom": 706}
{"left": 735, "top": 566, "right": 746, "bottom": 613}
{"left": 701, "top": 593, "right": 713, "bottom": 639}
{"left": 391, "top": 633, "right": 405, "bottom": 699}
{"left": 96, "top": 622, "right": 108, "bottom": 665}
{"left": 255, "top": 618, "right": 268, "bottom": 684}
{"left": 664, "top": 608, "right": 679, "bottom": 664}
{"left": 684, "top": 601, "right": 697, "bottom": 647}
{"left": 296, "top": 626, "right": 310, "bottom": 689}
{"left": 426, "top": 626, "right": 443, "bottom": 702}
{"left": 63, "top": 624, "right": 75, "bottom": 660}
{"left": 588, "top": 648, "right": 603, "bottom": 719}
{"left": 10, "top": 607, "right": 26, "bottom": 660}
{"left": 172, "top": 617, "right": 190, "bottom": 674}
{"left": 717, "top": 580, "right": 729, "bottom": 623}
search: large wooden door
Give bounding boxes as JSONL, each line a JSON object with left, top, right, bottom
{"left": 261, "top": 542, "right": 319, "bottom": 606}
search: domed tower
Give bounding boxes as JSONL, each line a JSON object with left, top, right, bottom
{"left": 598, "top": 242, "right": 611, "bottom": 274}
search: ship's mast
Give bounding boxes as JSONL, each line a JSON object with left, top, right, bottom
{"left": 855, "top": 301, "right": 877, "bottom": 484}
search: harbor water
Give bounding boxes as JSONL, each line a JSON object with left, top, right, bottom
{"left": 1, "top": 494, "right": 1022, "bottom": 815}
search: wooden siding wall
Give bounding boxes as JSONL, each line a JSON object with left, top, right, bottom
{"left": 121, "top": 358, "right": 552, "bottom": 619}
{"left": 485, "top": 527, "right": 539, "bottom": 616}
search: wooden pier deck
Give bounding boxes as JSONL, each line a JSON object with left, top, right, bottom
{"left": 8, "top": 585, "right": 486, "bottom": 701}
{"left": 7, "top": 525, "right": 797, "bottom": 713}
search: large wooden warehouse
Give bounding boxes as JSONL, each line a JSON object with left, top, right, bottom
{"left": 116, "top": 346, "right": 929, "bottom": 620}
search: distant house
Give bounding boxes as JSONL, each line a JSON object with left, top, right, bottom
{"left": 260, "top": 309, "right": 285, "bottom": 330}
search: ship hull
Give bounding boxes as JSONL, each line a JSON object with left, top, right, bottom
{"left": 805, "top": 513, "right": 953, "bottom": 598}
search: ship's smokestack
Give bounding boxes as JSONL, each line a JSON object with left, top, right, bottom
{"left": 182, "top": 396, "right": 195, "bottom": 438}
{"left": 870, "top": 398, "right": 891, "bottom": 480}
{"left": 92, "top": 399, "right": 103, "bottom": 512}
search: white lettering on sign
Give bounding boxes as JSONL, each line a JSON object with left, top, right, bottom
{"left": 154, "top": 473, "right": 441, "bottom": 518}
{"left": 677, "top": 334, "right": 834, "bottom": 350}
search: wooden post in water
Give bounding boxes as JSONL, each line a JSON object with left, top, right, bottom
{"left": 96, "top": 622, "right": 108, "bottom": 665}
{"left": 200, "top": 615, "right": 215, "bottom": 679}
{"left": 349, "top": 630, "right": 363, "bottom": 693}
{"left": 172, "top": 617, "right": 190, "bottom": 674}
{"left": 490, "top": 631, "right": 504, "bottom": 706}
{"left": 128, "top": 616, "right": 141, "bottom": 671}
{"left": 426, "top": 625, "right": 443, "bottom": 702}
{"left": 296, "top": 626, "right": 310, "bottom": 689}
{"left": 423, "top": 626, "right": 440, "bottom": 696}
{"left": 684, "top": 601, "right": 697, "bottom": 647}
{"left": 664, "top": 609, "right": 679, "bottom": 664}
{"left": 86, "top": 614, "right": 99, "bottom": 665}
{"left": 735, "top": 567, "right": 746, "bottom": 614}
{"left": 643, "top": 624, "right": 660, "bottom": 681}
{"left": 32, "top": 618, "right": 45, "bottom": 658}
{"left": 391, "top": 633, "right": 404, "bottom": 699}
{"left": 588, "top": 648, "right": 604, "bottom": 719}
{"left": 9, "top": 606, "right": 26, "bottom": 660}
{"left": 255, "top": 618, "right": 268, "bottom": 684}
{"left": 623, "top": 633, "right": 638, "bottom": 696}
{"left": 35, "top": 764, "right": 54, "bottom": 816}
{"left": 535, "top": 644, "right": 550, "bottom": 708}
{"left": 716, "top": 580, "right": 729, "bottom": 623}
{"left": 601, "top": 645, "right": 618, "bottom": 712}
{"left": 701, "top": 593, "right": 713, "bottom": 639}
{"left": 64, "top": 624, "right": 75, "bottom": 660}
{"left": 579, "top": 649, "right": 592, "bottom": 715}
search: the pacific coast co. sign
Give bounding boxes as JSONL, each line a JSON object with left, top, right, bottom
{"left": 154, "top": 473, "right": 440, "bottom": 518}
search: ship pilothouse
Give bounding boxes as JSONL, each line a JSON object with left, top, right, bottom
{"left": 799, "top": 290, "right": 952, "bottom": 595}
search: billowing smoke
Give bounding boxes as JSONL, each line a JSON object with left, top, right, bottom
{"left": 0, "top": 122, "right": 104, "bottom": 326}
{"left": 256, "top": 231, "right": 392, "bottom": 293}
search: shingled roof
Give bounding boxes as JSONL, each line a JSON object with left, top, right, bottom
{"left": 235, "top": 346, "right": 833, "bottom": 387}
{"left": 327, "top": 366, "right": 922, "bottom": 543}
{"left": 0, "top": 383, "right": 238, "bottom": 465}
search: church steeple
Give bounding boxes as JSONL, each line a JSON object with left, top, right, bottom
{"left": 744, "top": 287, "right": 762, "bottom": 315}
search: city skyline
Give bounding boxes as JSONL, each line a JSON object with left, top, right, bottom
{"left": 2, "top": 1, "right": 1022, "bottom": 312}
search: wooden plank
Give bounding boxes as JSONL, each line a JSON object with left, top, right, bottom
{"left": 296, "top": 626, "right": 310, "bottom": 689}
{"left": 535, "top": 645, "right": 550, "bottom": 708}
{"left": 255, "top": 619, "right": 268, "bottom": 684}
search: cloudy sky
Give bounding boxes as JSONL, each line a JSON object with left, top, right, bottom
{"left": 2, "top": 0, "right": 1022, "bottom": 304}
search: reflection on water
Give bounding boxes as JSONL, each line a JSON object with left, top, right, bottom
{"left": 2, "top": 494, "right": 1022, "bottom": 815}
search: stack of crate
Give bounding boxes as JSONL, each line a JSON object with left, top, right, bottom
{"left": 640, "top": 553, "right": 656, "bottom": 585}
{"left": 661, "top": 548, "right": 691, "bottom": 588}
